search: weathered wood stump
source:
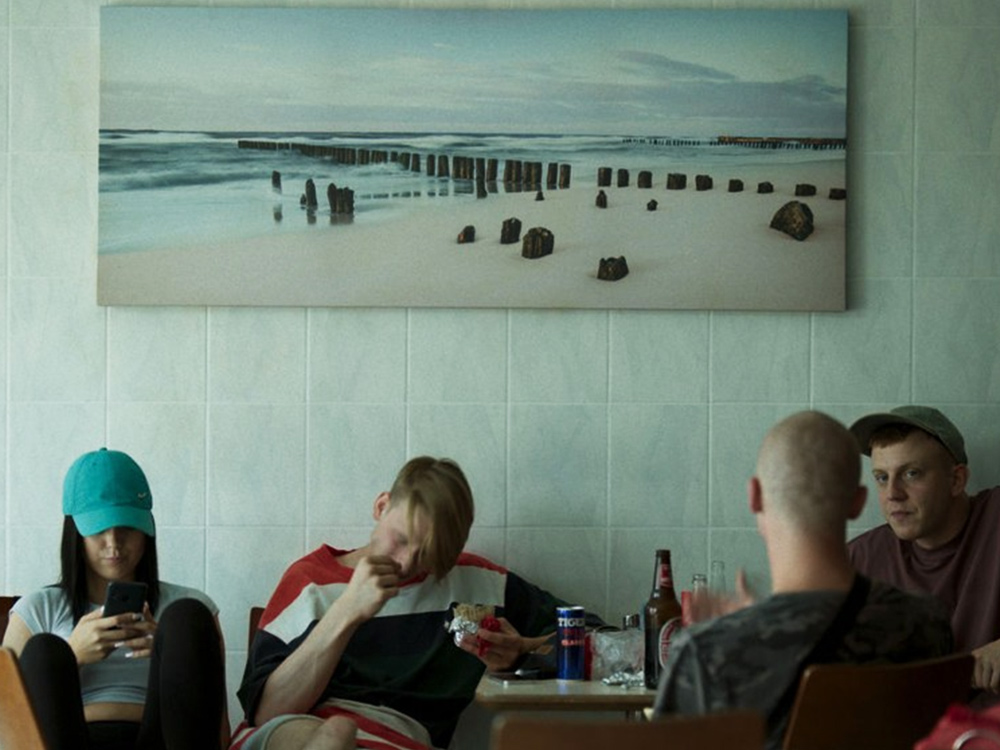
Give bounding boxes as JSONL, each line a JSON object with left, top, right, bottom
{"left": 795, "top": 183, "right": 817, "bottom": 196}
{"left": 829, "top": 188, "right": 847, "bottom": 200}
{"left": 327, "top": 184, "right": 354, "bottom": 215}
{"left": 522, "top": 227, "right": 554, "bottom": 259}
{"left": 457, "top": 225, "right": 476, "bottom": 244}
{"left": 647, "top": 199, "right": 658, "bottom": 211}
{"left": 667, "top": 173, "right": 687, "bottom": 190}
{"left": 597, "top": 167, "right": 612, "bottom": 187}
{"left": 535, "top": 191, "right": 545, "bottom": 201}
{"left": 304, "top": 179, "right": 318, "bottom": 209}
{"left": 504, "top": 160, "right": 522, "bottom": 185}
{"left": 757, "top": 182, "right": 775, "bottom": 194}
{"left": 617, "top": 169, "right": 630, "bottom": 188}
{"left": 559, "top": 164, "right": 572, "bottom": 189}
{"left": 770, "top": 201, "right": 815, "bottom": 241}
{"left": 638, "top": 171, "right": 653, "bottom": 189}
{"left": 547, "top": 163, "right": 559, "bottom": 189}
{"left": 728, "top": 179, "right": 744, "bottom": 193}
{"left": 271, "top": 170, "right": 282, "bottom": 193}
{"left": 598, "top": 256, "right": 629, "bottom": 281}
{"left": 596, "top": 190, "right": 608, "bottom": 209}
{"left": 695, "top": 174, "right": 713, "bottom": 191}
{"left": 501, "top": 217, "right": 522, "bottom": 244}
{"left": 525, "top": 162, "right": 543, "bottom": 188}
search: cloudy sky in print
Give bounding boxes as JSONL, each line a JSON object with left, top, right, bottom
{"left": 101, "top": 8, "right": 847, "bottom": 138}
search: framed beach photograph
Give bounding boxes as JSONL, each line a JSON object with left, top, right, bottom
{"left": 98, "top": 7, "right": 848, "bottom": 310}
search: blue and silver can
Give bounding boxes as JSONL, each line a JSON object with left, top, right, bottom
{"left": 556, "top": 605, "right": 586, "bottom": 680}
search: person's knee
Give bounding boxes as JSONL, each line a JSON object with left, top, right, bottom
{"left": 314, "top": 716, "right": 357, "bottom": 748}
{"left": 20, "top": 632, "right": 76, "bottom": 674}
{"left": 158, "top": 597, "right": 214, "bottom": 631}
{"left": 157, "top": 598, "right": 218, "bottom": 648}
{"left": 154, "top": 598, "right": 222, "bottom": 673}
{"left": 265, "top": 716, "right": 357, "bottom": 750}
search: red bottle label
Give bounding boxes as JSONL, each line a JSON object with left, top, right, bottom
{"left": 658, "top": 617, "right": 682, "bottom": 668}
{"left": 657, "top": 563, "right": 674, "bottom": 590}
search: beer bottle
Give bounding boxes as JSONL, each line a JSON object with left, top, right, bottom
{"left": 643, "top": 548, "right": 683, "bottom": 689}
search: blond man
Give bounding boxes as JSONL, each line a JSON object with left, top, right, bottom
{"left": 232, "top": 457, "right": 582, "bottom": 750}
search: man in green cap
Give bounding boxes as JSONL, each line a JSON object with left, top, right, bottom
{"left": 849, "top": 405, "right": 1000, "bottom": 705}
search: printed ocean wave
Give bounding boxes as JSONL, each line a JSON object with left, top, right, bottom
{"left": 99, "top": 128, "right": 844, "bottom": 201}
{"left": 101, "top": 168, "right": 273, "bottom": 193}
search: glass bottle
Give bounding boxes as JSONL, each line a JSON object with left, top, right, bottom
{"left": 710, "top": 560, "right": 727, "bottom": 593}
{"left": 643, "top": 549, "right": 684, "bottom": 690}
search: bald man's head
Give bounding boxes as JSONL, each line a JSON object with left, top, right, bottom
{"left": 755, "top": 411, "right": 863, "bottom": 533}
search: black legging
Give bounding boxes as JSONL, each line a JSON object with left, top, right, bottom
{"left": 18, "top": 597, "right": 225, "bottom": 750}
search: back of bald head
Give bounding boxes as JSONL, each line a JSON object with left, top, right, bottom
{"left": 756, "top": 411, "right": 862, "bottom": 533}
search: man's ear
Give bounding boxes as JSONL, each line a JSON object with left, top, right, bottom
{"left": 847, "top": 485, "right": 867, "bottom": 521}
{"left": 373, "top": 492, "right": 392, "bottom": 521}
{"left": 748, "top": 476, "right": 763, "bottom": 515}
{"left": 951, "top": 464, "right": 970, "bottom": 497}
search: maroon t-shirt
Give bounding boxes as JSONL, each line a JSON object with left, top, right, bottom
{"left": 849, "top": 487, "right": 1000, "bottom": 656}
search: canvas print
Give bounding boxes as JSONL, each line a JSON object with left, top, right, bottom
{"left": 99, "top": 8, "right": 848, "bottom": 310}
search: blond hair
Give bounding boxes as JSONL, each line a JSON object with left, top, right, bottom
{"left": 389, "top": 456, "right": 474, "bottom": 578}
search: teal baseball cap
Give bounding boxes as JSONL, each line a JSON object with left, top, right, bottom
{"left": 62, "top": 448, "right": 155, "bottom": 537}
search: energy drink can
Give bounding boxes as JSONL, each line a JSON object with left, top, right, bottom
{"left": 556, "top": 605, "right": 586, "bottom": 680}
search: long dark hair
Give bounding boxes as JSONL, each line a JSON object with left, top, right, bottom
{"left": 57, "top": 517, "right": 161, "bottom": 623}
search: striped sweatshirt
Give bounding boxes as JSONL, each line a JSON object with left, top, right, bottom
{"left": 235, "top": 545, "right": 571, "bottom": 749}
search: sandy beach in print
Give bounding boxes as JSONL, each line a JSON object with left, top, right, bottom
{"left": 100, "top": 8, "right": 848, "bottom": 309}
{"left": 99, "top": 158, "right": 844, "bottom": 310}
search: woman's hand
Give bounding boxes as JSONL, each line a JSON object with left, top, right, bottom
{"left": 68, "top": 605, "right": 154, "bottom": 664}
{"left": 117, "top": 603, "right": 157, "bottom": 659}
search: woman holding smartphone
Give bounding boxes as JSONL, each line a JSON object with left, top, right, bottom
{"left": 2, "top": 448, "right": 228, "bottom": 750}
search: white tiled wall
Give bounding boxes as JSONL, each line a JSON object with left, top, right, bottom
{"left": 3, "top": 0, "right": 1000, "bottom": 740}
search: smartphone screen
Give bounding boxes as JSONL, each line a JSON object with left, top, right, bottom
{"left": 103, "top": 581, "right": 148, "bottom": 617}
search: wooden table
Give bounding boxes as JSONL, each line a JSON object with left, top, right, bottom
{"left": 475, "top": 673, "right": 656, "bottom": 715}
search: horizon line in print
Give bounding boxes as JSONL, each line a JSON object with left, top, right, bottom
{"left": 98, "top": 7, "right": 848, "bottom": 311}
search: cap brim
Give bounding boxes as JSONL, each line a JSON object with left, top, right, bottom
{"left": 850, "top": 411, "right": 955, "bottom": 457}
{"left": 72, "top": 506, "right": 155, "bottom": 537}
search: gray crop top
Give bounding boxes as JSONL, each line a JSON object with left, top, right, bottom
{"left": 11, "top": 582, "right": 218, "bottom": 705}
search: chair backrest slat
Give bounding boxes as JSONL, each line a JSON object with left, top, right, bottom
{"left": 782, "top": 653, "right": 974, "bottom": 750}
{"left": 492, "top": 710, "right": 765, "bottom": 750}
{"left": 0, "top": 646, "right": 48, "bottom": 750}
{"left": 248, "top": 605, "right": 265, "bottom": 650}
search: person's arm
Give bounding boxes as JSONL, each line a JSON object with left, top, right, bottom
{"left": 689, "top": 569, "right": 756, "bottom": 624}
{"left": 253, "top": 555, "right": 401, "bottom": 725}
{"left": 459, "top": 570, "right": 605, "bottom": 672}
{"left": 456, "top": 618, "right": 553, "bottom": 671}
{"left": 1, "top": 612, "right": 32, "bottom": 653}
{"left": 653, "top": 631, "right": 707, "bottom": 717}
{"left": 972, "top": 638, "right": 1000, "bottom": 693}
{"left": 3, "top": 607, "right": 147, "bottom": 665}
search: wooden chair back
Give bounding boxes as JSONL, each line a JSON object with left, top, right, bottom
{"left": 782, "top": 653, "right": 974, "bottom": 750}
{"left": 492, "top": 710, "right": 765, "bottom": 750}
{"left": 0, "top": 646, "right": 48, "bottom": 750}
{"left": 248, "top": 605, "right": 264, "bottom": 650}
{"left": 1, "top": 595, "right": 21, "bottom": 641}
